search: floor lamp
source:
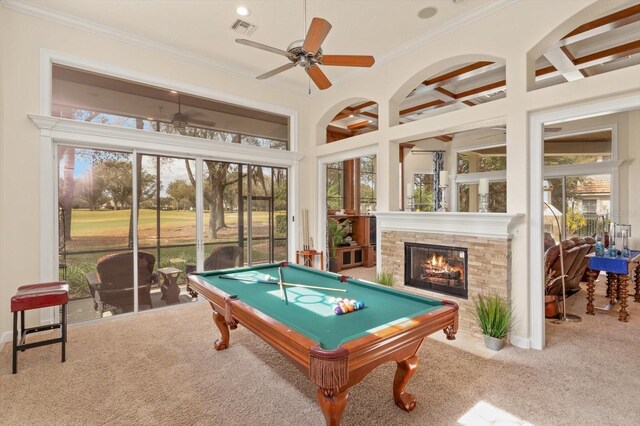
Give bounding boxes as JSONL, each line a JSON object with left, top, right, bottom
{"left": 544, "top": 201, "right": 582, "bottom": 323}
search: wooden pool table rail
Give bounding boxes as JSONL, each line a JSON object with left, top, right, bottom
{"left": 188, "top": 272, "right": 458, "bottom": 426}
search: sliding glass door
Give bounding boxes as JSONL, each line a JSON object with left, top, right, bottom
{"left": 58, "top": 146, "right": 135, "bottom": 322}
{"left": 202, "top": 161, "right": 288, "bottom": 267}
{"left": 59, "top": 146, "right": 288, "bottom": 324}
{"left": 138, "top": 154, "right": 197, "bottom": 309}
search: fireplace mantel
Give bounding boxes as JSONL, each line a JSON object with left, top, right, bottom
{"left": 373, "top": 212, "right": 524, "bottom": 239}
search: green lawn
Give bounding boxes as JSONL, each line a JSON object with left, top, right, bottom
{"left": 70, "top": 208, "right": 275, "bottom": 234}
{"left": 62, "top": 208, "right": 287, "bottom": 300}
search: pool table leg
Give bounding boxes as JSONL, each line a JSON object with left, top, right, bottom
{"left": 317, "top": 387, "right": 348, "bottom": 426}
{"left": 443, "top": 325, "right": 456, "bottom": 340}
{"left": 393, "top": 355, "right": 418, "bottom": 412}
{"left": 212, "top": 310, "right": 230, "bottom": 351}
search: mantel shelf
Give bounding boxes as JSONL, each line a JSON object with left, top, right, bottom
{"left": 373, "top": 211, "right": 524, "bottom": 239}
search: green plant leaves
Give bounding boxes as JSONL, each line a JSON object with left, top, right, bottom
{"left": 472, "top": 293, "right": 513, "bottom": 339}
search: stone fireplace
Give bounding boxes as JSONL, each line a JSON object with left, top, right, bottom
{"left": 405, "top": 242, "right": 468, "bottom": 298}
{"left": 374, "top": 212, "right": 522, "bottom": 335}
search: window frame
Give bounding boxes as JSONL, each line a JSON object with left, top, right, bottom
{"left": 36, "top": 50, "right": 300, "bottom": 325}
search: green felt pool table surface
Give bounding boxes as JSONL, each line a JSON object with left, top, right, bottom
{"left": 195, "top": 263, "right": 445, "bottom": 350}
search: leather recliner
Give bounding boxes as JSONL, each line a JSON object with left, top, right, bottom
{"left": 544, "top": 237, "right": 595, "bottom": 296}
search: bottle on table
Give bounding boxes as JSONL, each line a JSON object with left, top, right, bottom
{"left": 608, "top": 222, "right": 617, "bottom": 257}
{"left": 621, "top": 229, "right": 630, "bottom": 258}
{"left": 595, "top": 234, "right": 605, "bottom": 257}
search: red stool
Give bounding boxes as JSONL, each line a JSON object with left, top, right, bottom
{"left": 11, "top": 282, "right": 69, "bottom": 374}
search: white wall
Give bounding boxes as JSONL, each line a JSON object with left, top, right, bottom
{"left": 0, "top": 7, "right": 310, "bottom": 338}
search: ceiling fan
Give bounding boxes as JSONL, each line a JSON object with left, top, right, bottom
{"left": 171, "top": 94, "right": 189, "bottom": 132}
{"left": 236, "top": 17, "right": 375, "bottom": 90}
{"left": 170, "top": 94, "right": 211, "bottom": 133}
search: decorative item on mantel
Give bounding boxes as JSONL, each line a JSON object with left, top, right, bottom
{"left": 436, "top": 170, "right": 449, "bottom": 212}
{"left": 406, "top": 183, "right": 415, "bottom": 212}
{"left": 478, "top": 178, "right": 489, "bottom": 213}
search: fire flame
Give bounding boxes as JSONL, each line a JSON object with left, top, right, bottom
{"left": 429, "top": 254, "right": 448, "bottom": 271}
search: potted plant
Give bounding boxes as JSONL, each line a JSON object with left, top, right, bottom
{"left": 473, "top": 292, "right": 513, "bottom": 351}
{"left": 375, "top": 271, "right": 394, "bottom": 287}
{"left": 327, "top": 217, "right": 350, "bottom": 272}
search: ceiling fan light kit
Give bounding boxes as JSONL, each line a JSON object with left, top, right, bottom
{"left": 236, "top": 17, "right": 375, "bottom": 90}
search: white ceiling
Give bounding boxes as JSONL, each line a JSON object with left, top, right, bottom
{"left": 11, "top": 0, "right": 509, "bottom": 93}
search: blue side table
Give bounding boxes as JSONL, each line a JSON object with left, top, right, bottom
{"left": 586, "top": 251, "right": 640, "bottom": 322}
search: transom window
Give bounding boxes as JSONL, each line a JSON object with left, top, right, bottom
{"left": 52, "top": 64, "right": 289, "bottom": 150}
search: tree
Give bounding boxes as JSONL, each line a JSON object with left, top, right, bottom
{"left": 413, "top": 174, "right": 434, "bottom": 212}
{"left": 94, "top": 160, "right": 133, "bottom": 209}
{"left": 58, "top": 146, "right": 76, "bottom": 240}
{"left": 166, "top": 179, "right": 195, "bottom": 210}
{"left": 566, "top": 204, "right": 587, "bottom": 235}
{"left": 184, "top": 131, "right": 268, "bottom": 239}
{"left": 75, "top": 171, "right": 106, "bottom": 210}
{"left": 93, "top": 160, "right": 154, "bottom": 210}
{"left": 57, "top": 111, "right": 101, "bottom": 239}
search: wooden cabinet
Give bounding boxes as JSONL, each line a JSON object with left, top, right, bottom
{"left": 329, "top": 215, "right": 376, "bottom": 271}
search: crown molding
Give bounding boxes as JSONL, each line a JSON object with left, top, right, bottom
{"left": 3, "top": 0, "right": 518, "bottom": 96}
{"left": 1, "top": 0, "right": 307, "bottom": 96}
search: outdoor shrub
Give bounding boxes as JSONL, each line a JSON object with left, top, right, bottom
{"left": 275, "top": 214, "right": 287, "bottom": 237}
{"left": 63, "top": 263, "right": 95, "bottom": 299}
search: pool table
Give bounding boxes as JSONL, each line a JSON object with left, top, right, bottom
{"left": 188, "top": 262, "right": 458, "bottom": 426}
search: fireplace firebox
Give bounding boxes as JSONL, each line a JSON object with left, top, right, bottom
{"left": 405, "top": 242, "right": 468, "bottom": 298}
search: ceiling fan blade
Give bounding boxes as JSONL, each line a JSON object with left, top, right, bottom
{"left": 236, "top": 39, "right": 291, "bottom": 58}
{"left": 306, "top": 65, "right": 332, "bottom": 90}
{"left": 256, "top": 62, "right": 297, "bottom": 80}
{"left": 321, "top": 55, "right": 375, "bottom": 67}
{"left": 303, "top": 17, "right": 332, "bottom": 54}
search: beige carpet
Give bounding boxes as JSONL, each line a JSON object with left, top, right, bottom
{"left": 1, "top": 285, "right": 640, "bottom": 426}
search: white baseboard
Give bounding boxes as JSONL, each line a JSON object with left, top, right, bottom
{"left": 510, "top": 334, "right": 532, "bottom": 349}
{"left": 0, "top": 330, "right": 12, "bottom": 346}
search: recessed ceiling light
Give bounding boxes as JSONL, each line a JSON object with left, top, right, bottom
{"left": 418, "top": 7, "right": 437, "bottom": 19}
{"left": 170, "top": 90, "right": 178, "bottom": 94}
{"left": 147, "top": 117, "right": 154, "bottom": 120}
{"left": 349, "top": 114, "right": 354, "bottom": 118}
{"left": 236, "top": 6, "right": 250, "bottom": 16}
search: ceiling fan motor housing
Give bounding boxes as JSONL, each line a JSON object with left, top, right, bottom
{"left": 287, "top": 40, "right": 322, "bottom": 68}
